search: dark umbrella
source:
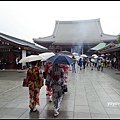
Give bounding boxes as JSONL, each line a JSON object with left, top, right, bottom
{"left": 46, "top": 54, "right": 74, "bottom": 65}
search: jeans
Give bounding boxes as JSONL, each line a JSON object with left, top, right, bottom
{"left": 72, "top": 63, "right": 76, "bottom": 73}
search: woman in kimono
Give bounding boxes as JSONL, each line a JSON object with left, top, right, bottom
{"left": 26, "top": 60, "right": 43, "bottom": 112}
{"left": 45, "top": 63, "right": 65, "bottom": 117}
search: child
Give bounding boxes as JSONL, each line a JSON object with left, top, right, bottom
{"left": 100, "top": 60, "right": 104, "bottom": 71}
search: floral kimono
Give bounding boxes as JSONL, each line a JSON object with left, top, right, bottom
{"left": 27, "top": 66, "right": 42, "bottom": 110}
{"left": 45, "top": 64, "right": 65, "bottom": 112}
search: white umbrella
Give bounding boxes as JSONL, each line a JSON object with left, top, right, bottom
{"left": 19, "top": 55, "right": 45, "bottom": 63}
{"left": 92, "top": 54, "right": 97, "bottom": 57}
{"left": 80, "top": 54, "right": 88, "bottom": 58}
{"left": 39, "top": 52, "right": 55, "bottom": 61}
{"left": 101, "top": 54, "right": 105, "bottom": 57}
{"left": 94, "top": 56, "right": 98, "bottom": 58}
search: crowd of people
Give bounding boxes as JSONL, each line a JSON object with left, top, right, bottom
{"left": 70, "top": 55, "right": 118, "bottom": 72}
{"left": 24, "top": 54, "right": 118, "bottom": 117}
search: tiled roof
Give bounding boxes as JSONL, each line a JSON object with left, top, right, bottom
{"left": 33, "top": 18, "right": 118, "bottom": 46}
{"left": 90, "top": 41, "right": 106, "bottom": 51}
{"left": 0, "top": 32, "right": 49, "bottom": 52}
{"left": 101, "top": 43, "right": 120, "bottom": 53}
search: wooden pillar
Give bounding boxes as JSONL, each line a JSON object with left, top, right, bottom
{"left": 8, "top": 51, "right": 14, "bottom": 69}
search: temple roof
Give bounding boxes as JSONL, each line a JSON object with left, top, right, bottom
{"left": 101, "top": 43, "right": 120, "bottom": 53}
{"left": 0, "top": 32, "right": 49, "bottom": 52}
{"left": 90, "top": 41, "right": 106, "bottom": 51}
{"left": 33, "top": 18, "right": 118, "bottom": 46}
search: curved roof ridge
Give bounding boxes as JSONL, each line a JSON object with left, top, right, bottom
{"left": 38, "top": 35, "right": 54, "bottom": 39}
{"left": 55, "top": 18, "right": 100, "bottom": 24}
{"left": 101, "top": 33, "right": 118, "bottom": 37}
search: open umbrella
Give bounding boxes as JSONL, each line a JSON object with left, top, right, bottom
{"left": 46, "top": 54, "right": 74, "bottom": 65}
{"left": 19, "top": 55, "right": 45, "bottom": 63}
{"left": 57, "top": 51, "right": 73, "bottom": 57}
{"left": 92, "top": 54, "right": 98, "bottom": 57}
{"left": 94, "top": 56, "right": 98, "bottom": 59}
{"left": 39, "top": 52, "right": 55, "bottom": 61}
{"left": 80, "top": 54, "right": 88, "bottom": 58}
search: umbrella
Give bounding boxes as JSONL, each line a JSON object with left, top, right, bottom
{"left": 92, "top": 54, "right": 98, "bottom": 58}
{"left": 19, "top": 55, "right": 45, "bottom": 63}
{"left": 88, "top": 56, "right": 94, "bottom": 58}
{"left": 92, "top": 54, "right": 98, "bottom": 57}
{"left": 46, "top": 54, "right": 74, "bottom": 65}
{"left": 98, "top": 56, "right": 103, "bottom": 59}
{"left": 80, "top": 54, "right": 88, "bottom": 58}
{"left": 101, "top": 54, "right": 105, "bottom": 57}
{"left": 91, "top": 58, "right": 96, "bottom": 63}
{"left": 39, "top": 52, "right": 55, "bottom": 61}
{"left": 57, "top": 51, "right": 73, "bottom": 56}
{"left": 94, "top": 56, "right": 98, "bottom": 58}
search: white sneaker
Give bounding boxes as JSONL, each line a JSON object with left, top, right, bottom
{"left": 54, "top": 111, "right": 59, "bottom": 117}
{"left": 33, "top": 107, "right": 37, "bottom": 112}
{"left": 49, "top": 96, "right": 52, "bottom": 102}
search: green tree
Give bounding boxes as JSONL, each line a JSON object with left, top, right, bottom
{"left": 117, "top": 34, "right": 120, "bottom": 44}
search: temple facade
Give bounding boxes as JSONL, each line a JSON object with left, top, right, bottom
{"left": 33, "top": 18, "right": 118, "bottom": 55}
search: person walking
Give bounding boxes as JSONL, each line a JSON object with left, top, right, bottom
{"left": 72, "top": 56, "right": 77, "bottom": 73}
{"left": 26, "top": 60, "right": 44, "bottom": 112}
{"left": 96, "top": 58, "right": 100, "bottom": 71}
{"left": 78, "top": 58, "right": 83, "bottom": 70}
{"left": 16, "top": 56, "right": 21, "bottom": 70}
{"left": 83, "top": 58, "right": 86, "bottom": 69}
{"left": 100, "top": 59, "right": 104, "bottom": 71}
{"left": 45, "top": 63, "right": 65, "bottom": 117}
{"left": 90, "top": 61, "right": 94, "bottom": 70}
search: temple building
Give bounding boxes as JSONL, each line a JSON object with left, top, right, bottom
{"left": 33, "top": 18, "right": 118, "bottom": 55}
{"left": 0, "top": 32, "right": 49, "bottom": 69}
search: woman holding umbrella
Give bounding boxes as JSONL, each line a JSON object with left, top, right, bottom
{"left": 26, "top": 60, "right": 44, "bottom": 112}
{"left": 45, "top": 63, "right": 65, "bottom": 117}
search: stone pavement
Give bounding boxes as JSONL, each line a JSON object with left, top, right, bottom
{"left": 0, "top": 65, "right": 120, "bottom": 119}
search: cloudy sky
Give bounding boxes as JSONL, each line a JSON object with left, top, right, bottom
{"left": 0, "top": 1, "right": 120, "bottom": 43}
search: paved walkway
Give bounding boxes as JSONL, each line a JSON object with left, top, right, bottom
{"left": 0, "top": 65, "right": 120, "bottom": 119}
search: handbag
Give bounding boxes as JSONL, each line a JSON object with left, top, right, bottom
{"left": 22, "top": 77, "right": 29, "bottom": 87}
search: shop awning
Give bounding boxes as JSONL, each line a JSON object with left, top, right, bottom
{"left": 90, "top": 41, "right": 106, "bottom": 51}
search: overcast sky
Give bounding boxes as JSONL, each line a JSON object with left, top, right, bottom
{"left": 0, "top": 1, "right": 120, "bottom": 43}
